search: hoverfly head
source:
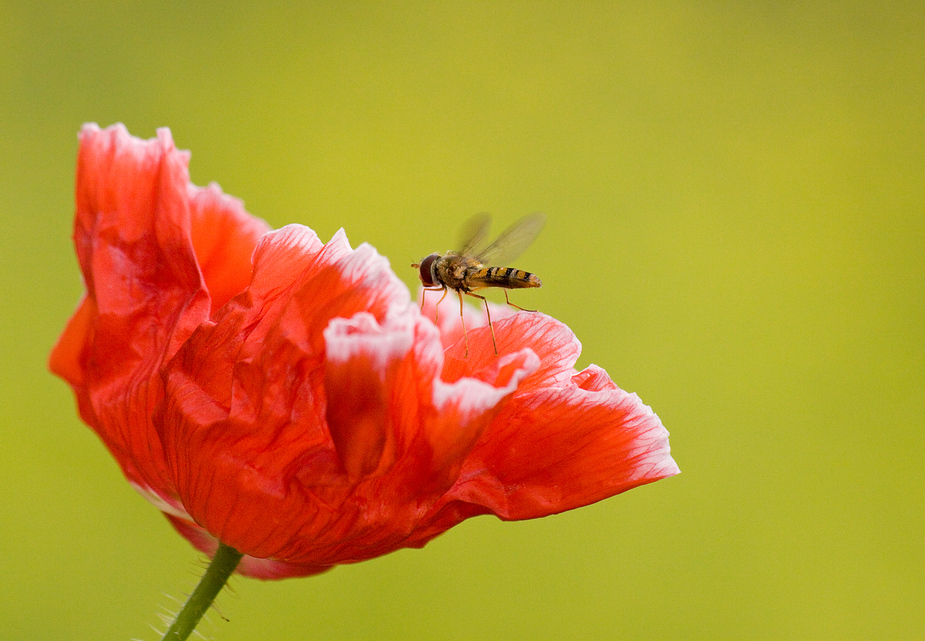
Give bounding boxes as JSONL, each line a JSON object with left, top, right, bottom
{"left": 414, "top": 253, "right": 441, "bottom": 287}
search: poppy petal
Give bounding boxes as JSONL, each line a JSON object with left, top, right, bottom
{"left": 50, "top": 123, "right": 210, "bottom": 504}
{"left": 443, "top": 368, "right": 679, "bottom": 520}
{"left": 187, "top": 183, "right": 270, "bottom": 313}
{"left": 442, "top": 313, "right": 582, "bottom": 390}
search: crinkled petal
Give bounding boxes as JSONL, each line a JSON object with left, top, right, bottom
{"left": 322, "top": 308, "right": 537, "bottom": 501}
{"left": 49, "top": 123, "right": 209, "bottom": 503}
{"left": 434, "top": 365, "right": 678, "bottom": 523}
{"left": 157, "top": 229, "right": 415, "bottom": 563}
{"left": 187, "top": 182, "right": 270, "bottom": 313}
{"left": 442, "top": 313, "right": 582, "bottom": 391}
{"left": 273, "top": 309, "right": 536, "bottom": 567}
{"left": 50, "top": 123, "right": 270, "bottom": 516}
{"left": 159, "top": 228, "right": 544, "bottom": 571}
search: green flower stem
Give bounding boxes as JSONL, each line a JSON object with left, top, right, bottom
{"left": 161, "top": 542, "right": 244, "bottom": 641}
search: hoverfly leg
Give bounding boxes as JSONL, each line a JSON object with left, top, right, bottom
{"left": 464, "top": 291, "right": 498, "bottom": 355}
{"left": 421, "top": 286, "right": 449, "bottom": 321}
{"left": 504, "top": 290, "right": 536, "bottom": 313}
{"left": 433, "top": 287, "right": 449, "bottom": 323}
{"left": 456, "top": 290, "right": 470, "bottom": 357}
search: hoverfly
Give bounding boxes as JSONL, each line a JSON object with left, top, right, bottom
{"left": 412, "top": 212, "right": 545, "bottom": 356}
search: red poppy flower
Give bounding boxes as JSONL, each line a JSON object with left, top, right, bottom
{"left": 50, "top": 123, "right": 679, "bottom": 580}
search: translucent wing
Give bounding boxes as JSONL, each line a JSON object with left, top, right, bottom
{"left": 472, "top": 212, "right": 546, "bottom": 266}
{"left": 457, "top": 212, "right": 492, "bottom": 256}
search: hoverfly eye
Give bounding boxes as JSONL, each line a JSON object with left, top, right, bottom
{"left": 418, "top": 254, "right": 440, "bottom": 287}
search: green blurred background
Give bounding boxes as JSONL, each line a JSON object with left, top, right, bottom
{"left": 2, "top": 2, "right": 922, "bottom": 639}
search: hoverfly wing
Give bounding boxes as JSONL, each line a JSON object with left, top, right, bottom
{"left": 457, "top": 212, "right": 492, "bottom": 257}
{"left": 473, "top": 212, "right": 546, "bottom": 266}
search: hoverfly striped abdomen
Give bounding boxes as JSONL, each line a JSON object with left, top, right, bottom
{"left": 467, "top": 266, "right": 541, "bottom": 290}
